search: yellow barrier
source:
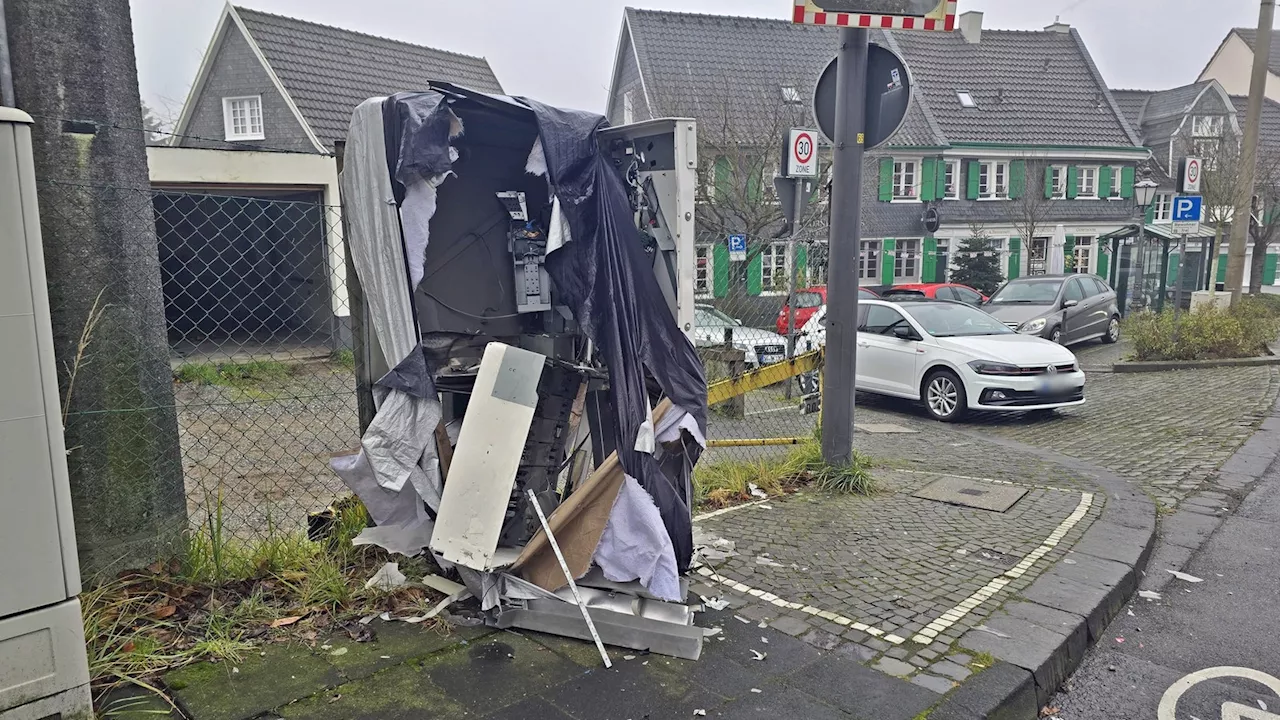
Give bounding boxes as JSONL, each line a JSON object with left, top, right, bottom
{"left": 705, "top": 349, "right": 824, "bottom": 406}
{"left": 706, "top": 438, "right": 809, "bottom": 448}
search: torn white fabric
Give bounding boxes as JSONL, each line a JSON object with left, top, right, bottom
{"left": 634, "top": 394, "right": 656, "bottom": 454}
{"left": 401, "top": 180, "right": 438, "bottom": 291}
{"left": 364, "top": 563, "right": 408, "bottom": 591}
{"left": 525, "top": 138, "right": 548, "bottom": 177}
{"left": 593, "top": 475, "right": 681, "bottom": 602}
{"left": 342, "top": 99, "right": 444, "bottom": 508}
{"left": 546, "top": 197, "right": 572, "bottom": 255}
{"left": 656, "top": 406, "right": 707, "bottom": 448}
{"left": 352, "top": 518, "right": 433, "bottom": 557}
{"left": 330, "top": 451, "right": 427, "bottom": 529}
{"left": 455, "top": 566, "right": 561, "bottom": 612}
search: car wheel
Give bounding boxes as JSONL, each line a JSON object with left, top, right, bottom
{"left": 1049, "top": 326, "right": 1063, "bottom": 345}
{"left": 797, "top": 371, "right": 819, "bottom": 395}
{"left": 1102, "top": 316, "right": 1121, "bottom": 344}
{"left": 923, "top": 370, "right": 968, "bottom": 422}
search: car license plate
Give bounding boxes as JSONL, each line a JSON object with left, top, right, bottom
{"left": 1037, "top": 375, "right": 1074, "bottom": 395}
{"left": 761, "top": 354, "right": 784, "bottom": 365}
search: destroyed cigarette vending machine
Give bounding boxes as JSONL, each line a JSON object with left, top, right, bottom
{"left": 335, "top": 86, "right": 710, "bottom": 659}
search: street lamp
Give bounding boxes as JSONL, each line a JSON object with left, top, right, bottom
{"left": 1131, "top": 177, "right": 1159, "bottom": 312}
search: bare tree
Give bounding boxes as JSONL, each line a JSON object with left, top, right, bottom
{"left": 649, "top": 79, "right": 824, "bottom": 298}
{"left": 1003, "top": 158, "right": 1056, "bottom": 264}
{"left": 1248, "top": 160, "right": 1280, "bottom": 293}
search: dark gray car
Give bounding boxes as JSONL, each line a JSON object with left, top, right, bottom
{"left": 982, "top": 274, "right": 1121, "bottom": 346}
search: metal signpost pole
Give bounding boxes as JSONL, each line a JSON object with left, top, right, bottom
{"left": 822, "top": 27, "right": 868, "bottom": 466}
{"left": 1173, "top": 232, "right": 1190, "bottom": 318}
{"left": 785, "top": 177, "right": 804, "bottom": 399}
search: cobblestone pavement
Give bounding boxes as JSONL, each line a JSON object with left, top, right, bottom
{"left": 1073, "top": 338, "right": 1133, "bottom": 369}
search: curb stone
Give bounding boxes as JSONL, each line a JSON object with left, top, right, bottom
{"left": 1113, "top": 354, "right": 1280, "bottom": 373}
{"left": 929, "top": 429, "right": 1158, "bottom": 719}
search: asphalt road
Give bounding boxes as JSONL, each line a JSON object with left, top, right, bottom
{"left": 1048, "top": 457, "right": 1280, "bottom": 720}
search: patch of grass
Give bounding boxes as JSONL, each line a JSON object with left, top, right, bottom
{"left": 1124, "top": 303, "right": 1279, "bottom": 362}
{"left": 694, "top": 440, "right": 876, "bottom": 509}
{"left": 968, "top": 650, "right": 996, "bottom": 671}
{"left": 331, "top": 348, "right": 356, "bottom": 370}
{"left": 174, "top": 360, "right": 299, "bottom": 388}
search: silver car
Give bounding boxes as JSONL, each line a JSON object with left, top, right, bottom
{"left": 983, "top": 275, "right": 1121, "bottom": 346}
{"left": 693, "top": 305, "right": 789, "bottom": 368}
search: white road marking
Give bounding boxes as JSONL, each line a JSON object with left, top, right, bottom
{"left": 693, "top": 500, "right": 771, "bottom": 522}
{"left": 911, "top": 492, "right": 1094, "bottom": 645}
{"left": 693, "top": 566, "right": 905, "bottom": 645}
{"left": 894, "top": 468, "right": 1079, "bottom": 493}
{"left": 1157, "top": 667, "right": 1280, "bottom": 720}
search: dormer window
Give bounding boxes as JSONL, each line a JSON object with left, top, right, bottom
{"left": 222, "top": 96, "right": 264, "bottom": 141}
{"left": 781, "top": 86, "right": 802, "bottom": 104}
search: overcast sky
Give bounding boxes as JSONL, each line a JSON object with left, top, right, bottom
{"left": 131, "top": 0, "right": 1275, "bottom": 122}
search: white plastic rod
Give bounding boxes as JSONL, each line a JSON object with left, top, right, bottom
{"left": 525, "top": 489, "right": 612, "bottom": 668}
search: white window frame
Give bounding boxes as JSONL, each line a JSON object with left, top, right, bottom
{"left": 807, "top": 251, "right": 828, "bottom": 287}
{"left": 761, "top": 242, "right": 789, "bottom": 294}
{"left": 1078, "top": 166, "right": 1099, "bottom": 199}
{"left": 979, "top": 161, "right": 1010, "bottom": 200}
{"left": 1050, "top": 166, "right": 1067, "bottom": 199}
{"left": 1107, "top": 167, "right": 1124, "bottom": 199}
{"left": 990, "top": 238, "right": 1008, "bottom": 280}
{"left": 1153, "top": 193, "right": 1173, "bottom": 222}
{"left": 894, "top": 239, "right": 921, "bottom": 281}
{"left": 859, "top": 240, "right": 881, "bottom": 281}
{"left": 1073, "top": 236, "right": 1095, "bottom": 274}
{"left": 935, "top": 238, "right": 951, "bottom": 282}
{"left": 695, "top": 244, "right": 713, "bottom": 298}
{"left": 781, "top": 86, "right": 802, "bottom": 104}
{"left": 222, "top": 95, "right": 264, "bottom": 141}
{"left": 1193, "top": 115, "right": 1224, "bottom": 138}
{"left": 943, "top": 160, "right": 960, "bottom": 200}
{"left": 892, "top": 159, "right": 919, "bottom": 200}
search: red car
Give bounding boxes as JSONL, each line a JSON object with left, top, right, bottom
{"left": 878, "top": 283, "right": 988, "bottom": 306}
{"left": 776, "top": 286, "right": 878, "bottom": 335}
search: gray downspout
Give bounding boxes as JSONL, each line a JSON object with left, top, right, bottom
{"left": 0, "top": 0, "right": 15, "bottom": 107}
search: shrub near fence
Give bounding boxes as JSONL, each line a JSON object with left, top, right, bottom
{"left": 1125, "top": 300, "right": 1280, "bottom": 362}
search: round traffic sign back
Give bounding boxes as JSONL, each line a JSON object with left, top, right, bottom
{"left": 794, "top": 132, "right": 815, "bottom": 165}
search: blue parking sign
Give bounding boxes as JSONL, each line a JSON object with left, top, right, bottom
{"left": 1173, "top": 196, "right": 1202, "bottom": 223}
{"left": 728, "top": 234, "right": 748, "bottom": 262}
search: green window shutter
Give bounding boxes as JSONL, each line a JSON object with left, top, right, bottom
{"left": 1167, "top": 253, "right": 1180, "bottom": 287}
{"left": 879, "top": 158, "right": 894, "bottom": 201}
{"left": 748, "top": 250, "right": 763, "bottom": 296}
{"left": 796, "top": 246, "right": 809, "bottom": 285}
{"left": 937, "top": 159, "right": 949, "bottom": 196}
{"left": 1009, "top": 160, "right": 1026, "bottom": 200}
{"left": 1265, "top": 253, "right": 1279, "bottom": 285}
{"left": 1097, "top": 245, "right": 1110, "bottom": 281}
{"left": 1044, "top": 167, "right": 1054, "bottom": 199}
{"left": 1120, "top": 166, "right": 1136, "bottom": 199}
{"left": 922, "top": 237, "right": 938, "bottom": 283}
{"left": 1218, "top": 256, "right": 1229, "bottom": 283}
{"left": 1064, "top": 236, "right": 1076, "bottom": 271}
{"left": 1066, "top": 167, "right": 1080, "bottom": 199}
{"left": 714, "top": 156, "right": 732, "bottom": 200}
{"left": 1097, "top": 166, "right": 1113, "bottom": 199}
{"left": 880, "top": 240, "right": 901, "bottom": 285}
{"left": 1145, "top": 203, "right": 1156, "bottom": 224}
{"left": 921, "top": 158, "right": 937, "bottom": 201}
{"left": 713, "top": 242, "right": 730, "bottom": 298}
{"left": 966, "top": 161, "right": 980, "bottom": 200}
{"left": 746, "top": 158, "right": 762, "bottom": 203}
{"left": 1008, "top": 238, "right": 1022, "bottom": 280}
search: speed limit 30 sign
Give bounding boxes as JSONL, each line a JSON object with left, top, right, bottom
{"left": 1181, "top": 156, "right": 1202, "bottom": 194}
{"left": 787, "top": 128, "right": 819, "bottom": 178}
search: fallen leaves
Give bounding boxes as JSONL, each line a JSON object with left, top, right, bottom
{"left": 152, "top": 605, "right": 177, "bottom": 620}
{"left": 270, "top": 616, "right": 303, "bottom": 628}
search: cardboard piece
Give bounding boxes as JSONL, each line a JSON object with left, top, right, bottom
{"left": 511, "top": 399, "right": 673, "bottom": 592}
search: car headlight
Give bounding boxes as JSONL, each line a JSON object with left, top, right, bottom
{"left": 1020, "top": 318, "right": 1047, "bottom": 334}
{"left": 968, "top": 360, "right": 1023, "bottom": 376}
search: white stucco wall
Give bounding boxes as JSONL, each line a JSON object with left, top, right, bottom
{"left": 1199, "top": 33, "right": 1280, "bottom": 102}
{"left": 146, "top": 146, "right": 348, "bottom": 317}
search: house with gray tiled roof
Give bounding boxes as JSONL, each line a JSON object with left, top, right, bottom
{"left": 608, "top": 7, "right": 1150, "bottom": 304}
{"left": 1199, "top": 28, "right": 1280, "bottom": 103}
{"left": 172, "top": 4, "right": 503, "bottom": 154}
{"left": 1118, "top": 79, "right": 1280, "bottom": 291}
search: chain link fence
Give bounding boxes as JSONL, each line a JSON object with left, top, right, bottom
{"left": 39, "top": 181, "right": 358, "bottom": 560}
{"left": 37, "top": 177, "right": 836, "bottom": 565}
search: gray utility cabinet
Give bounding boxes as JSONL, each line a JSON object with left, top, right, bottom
{"left": 0, "top": 107, "right": 93, "bottom": 719}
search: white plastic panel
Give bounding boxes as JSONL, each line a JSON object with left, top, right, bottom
{"left": 0, "top": 599, "right": 90, "bottom": 715}
{"left": 431, "top": 343, "right": 546, "bottom": 570}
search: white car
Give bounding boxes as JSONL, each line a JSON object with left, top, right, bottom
{"left": 693, "top": 305, "right": 789, "bottom": 368}
{"left": 799, "top": 299, "right": 1085, "bottom": 421}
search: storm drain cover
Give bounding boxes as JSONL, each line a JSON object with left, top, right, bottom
{"left": 912, "top": 477, "right": 1028, "bottom": 513}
